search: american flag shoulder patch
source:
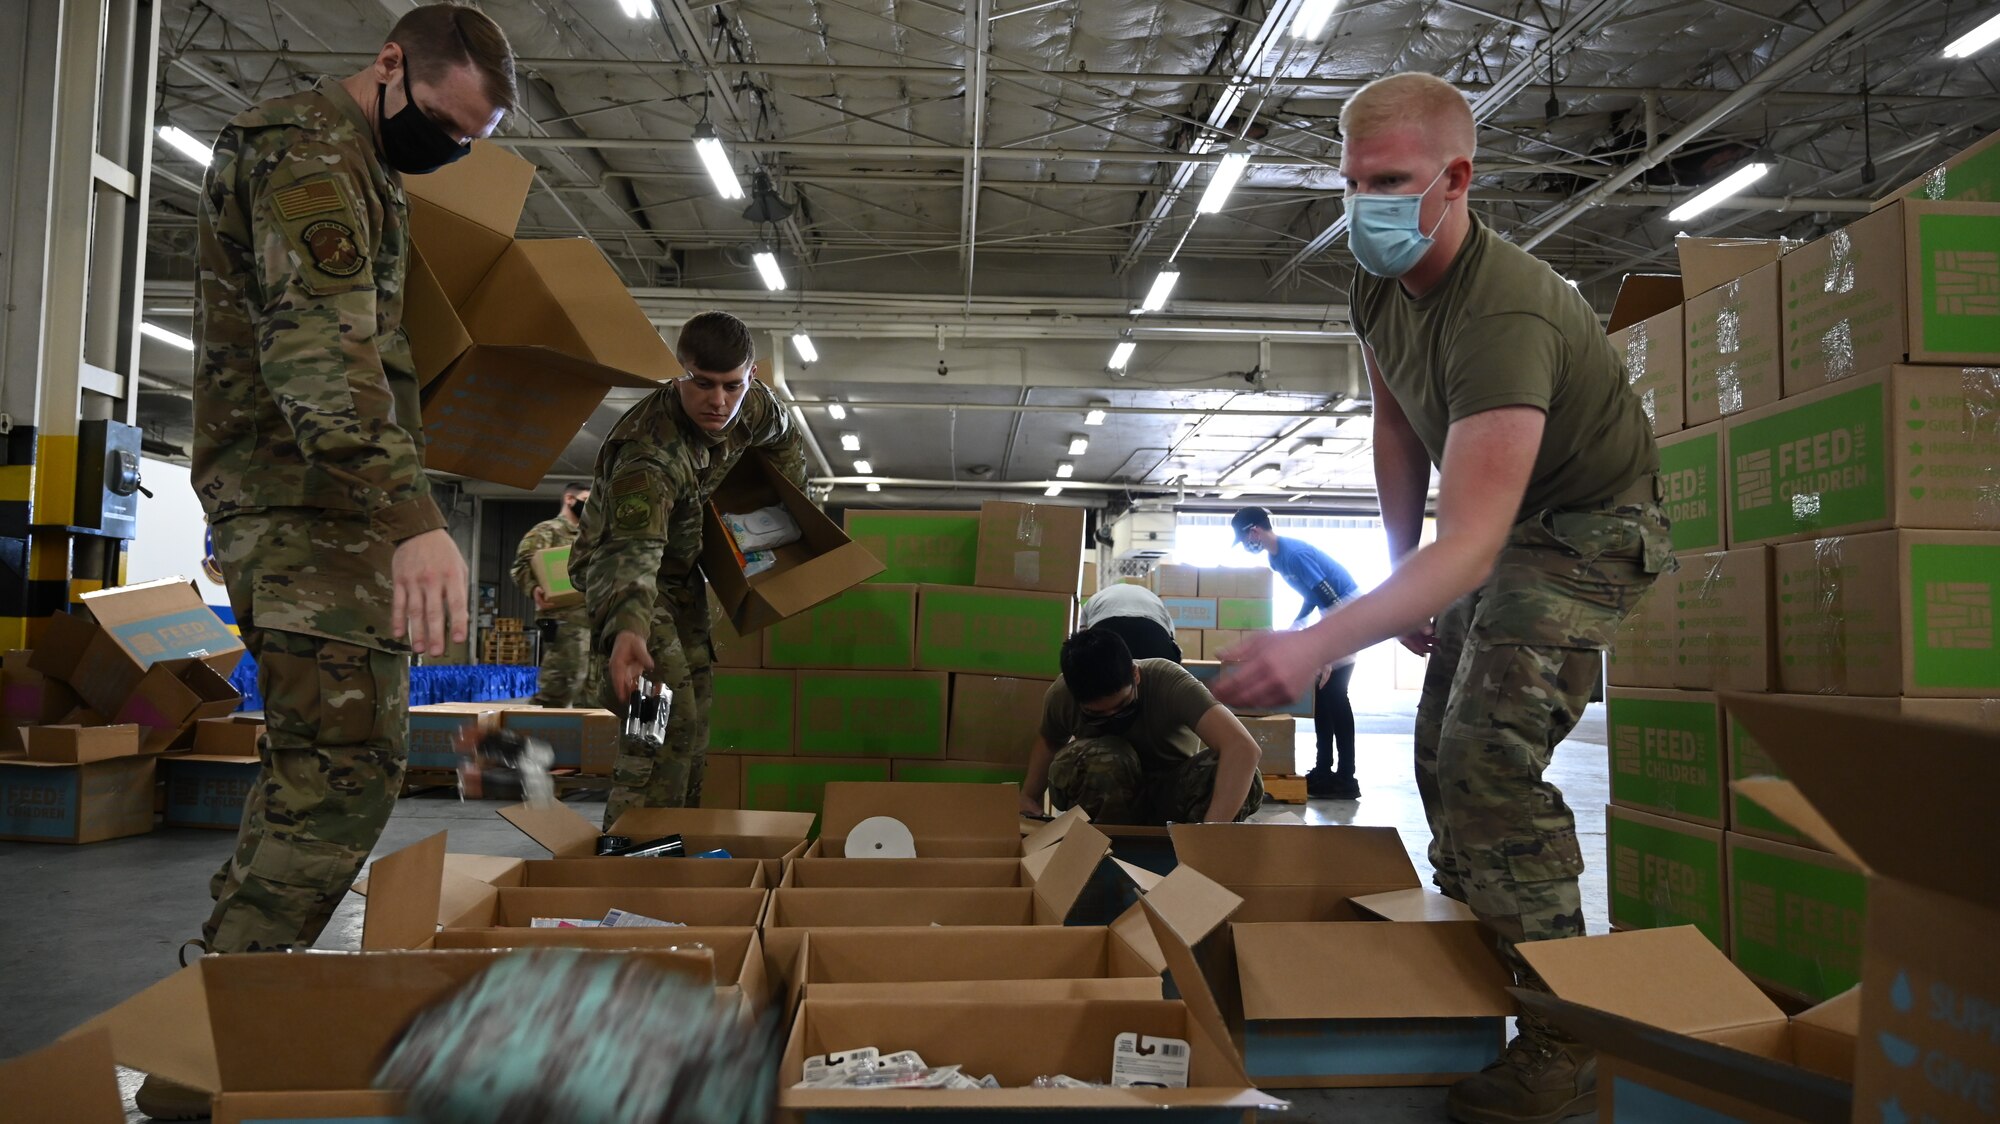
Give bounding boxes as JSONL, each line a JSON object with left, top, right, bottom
{"left": 272, "top": 178, "right": 346, "bottom": 221}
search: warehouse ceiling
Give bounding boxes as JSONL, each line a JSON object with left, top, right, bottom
{"left": 138, "top": 0, "right": 1998, "bottom": 505}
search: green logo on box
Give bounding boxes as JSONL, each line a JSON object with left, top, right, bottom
{"left": 1910, "top": 543, "right": 2000, "bottom": 688}
{"left": 1727, "top": 382, "right": 1887, "bottom": 542}
{"left": 1730, "top": 843, "right": 1867, "bottom": 1001}
{"left": 1658, "top": 433, "right": 1721, "bottom": 551}
{"left": 1608, "top": 815, "right": 1724, "bottom": 947}
{"left": 1916, "top": 213, "right": 2000, "bottom": 354}
{"left": 1608, "top": 696, "right": 1722, "bottom": 821}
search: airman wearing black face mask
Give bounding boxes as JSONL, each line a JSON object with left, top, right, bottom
{"left": 513, "top": 483, "right": 599, "bottom": 708}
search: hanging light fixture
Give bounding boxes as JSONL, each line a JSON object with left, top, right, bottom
{"left": 693, "top": 121, "right": 745, "bottom": 200}
{"left": 1139, "top": 266, "right": 1181, "bottom": 313}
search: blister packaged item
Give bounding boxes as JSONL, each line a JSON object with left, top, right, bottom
{"left": 454, "top": 728, "right": 555, "bottom": 806}
{"left": 722, "top": 505, "right": 803, "bottom": 552}
{"left": 596, "top": 835, "right": 634, "bottom": 856}
{"left": 530, "top": 918, "right": 602, "bottom": 928}
{"left": 625, "top": 675, "right": 673, "bottom": 747}
{"left": 1110, "top": 1033, "right": 1190, "bottom": 1088}
{"left": 619, "top": 834, "right": 686, "bottom": 858}
{"left": 601, "top": 909, "right": 682, "bottom": 929}
{"left": 1032, "top": 1074, "right": 1102, "bottom": 1089}
{"left": 799, "top": 1048, "right": 882, "bottom": 1089}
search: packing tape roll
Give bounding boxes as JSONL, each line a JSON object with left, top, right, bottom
{"left": 844, "top": 815, "right": 917, "bottom": 859}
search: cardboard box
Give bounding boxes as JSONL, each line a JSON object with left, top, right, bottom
{"left": 1174, "top": 628, "right": 1204, "bottom": 658}
{"left": 160, "top": 754, "right": 259, "bottom": 830}
{"left": 1168, "top": 823, "right": 1423, "bottom": 923}
{"left": 1162, "top": 597, "right": 1218, "bottom": 630}
{"left": 405, "top": 704, "right": 499, "bottom": 771}
{"left": 0, "top": 753, "right": 155, "bottom": 843}
{"left": 493, "top": 800, "right": 814, "bottom": 881}
{"left": 795, "top": 670, "right": 947, "bottom": 758}
{"left": 527, "top": 544, "right": 581, "bottom": 609}
{"left": 1672, "top": 548, "right": 1777, "bottom": 692}
{"left": 1517, "top": 926, "right": 1858, "bottom": 1123}
{"left": 0, "top": 1030, "right": 126, "bottom": 1124}
{"left": 499, "top": 707, "right": 618, "bottom": 774}
{"left": 811, "top": 781, "right": 1059, "bottom": 859}
{"left": 700, "top": 752, "right": 741, "bottom": 810}
{"left": 1656, "top": 421, "right": 1727, "bottom": 552}
{"left": 1183, "top": 659, "right": 1313, "bottom": 718}
{"left": 1678, "top": 236, "right": 1788, "bottom": 299}
{"left": 62, "top": 580, "right": 245, "bottom": 719}
{"left": 1782, "top": 200, "right": 2000, "bottom": 394}
{"left": 782, "top": 855, "right": 1033, "bottom": 889}
{"left": 945, "top": 674, "right": 1052, "bottom": 766}
{"left": 1723, "top": 364, "right": 2000, "bottom": 547}
{"left": 192, "top": 716, "right": 262, "bottom": 757}
{"left": 1727, "top": 832, "right": 1867, "bottom": 1003}
{"left": 23, "top": 610, "right": 98, "bottom": 685}
{"left": 915, "top": 585, "right": 1071, "bottom": 678}
{"left": 2, "top": 649, "right": 81, "bottom": 728}
{"left": 1609, "top": 575, "right": 1677, "bottom": 689}
{"left": 1873, "top": 125, "right": 2000, "bottom": 208}
{"left": 1606, "top": 279, "right": 1687, "bottom": 435}
{"left": 738, "top": 755, "right": 892, "bottom": 821}
{"left": 1773, "top": 529, "right": 2000, "bottom": 696}
{"left": 1081, "top": 560, "right": 1099, "bottom": 597}
{"left": 1197, "top": 567, "right": 1273, "bottom": 600}
{"left": 1686, "top": 261, "right": 1782, "bottom": 425}
{"left": 843, "top": 509, "right": 981, "bottom": 586}
{"left": 1153, "top": 562, "right": 1201, "bottom": 597}
{"left": 1242, "top": 715, "right": 1298, "bottom": 775}
{"left": 710, "top": 614, "right": 763, "bottom": 669}
{"left": 114, "top": 659, "right": 242, "bottom": 753}
{"left": 710, "top": 669, "right": 795, "bottom": 755}
{"left": 892, "top": 760, "right": 1026, "bottom": 786}
{"left": 1725, "top": 692, "right": 2000, "bottom": 1124}
{"left": 1606, "top": 804, "right": 1727, "bottom": 948}
{"left": 973, "top": 500, "right": 1086, "bottom": 594}
{"left": 400, "top": 142, "right": 674, "bottom": 488}
{"left": 762, "top": 583, "right": 916, "bottom": 669}
{"left": 1215, "top": 598, "right": 1271, "bottom": 631}
{"left": 25, "top": 723, "right": 141, "bottom": 763}
{"left": 702, "top": 454, "right": 885, "bottom": 635}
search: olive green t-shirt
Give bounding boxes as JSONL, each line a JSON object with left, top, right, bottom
{"left": 1351, "top": 215, "right": 1658, "bottom": 518}
{"left": 1040, "top": 658, "right": 1219, "bottom": 771}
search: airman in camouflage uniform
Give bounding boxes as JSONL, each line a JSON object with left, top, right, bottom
{"left": 571, "top": 313, "right": 807, "bottom": 825}
{"left": 511, "top": 487, "right": 600, "bottom": 708}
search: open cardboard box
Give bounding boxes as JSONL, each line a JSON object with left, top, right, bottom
{"left": 114, "top": 657, "right": 242, "bottom": 753}
{"left": 71, "top": 947, "right": 715, "bottom": 1123}
{"left": 0, "top": 1030, "right": 126, "bottom": 1124}
{"left": 401, "top": 141, "right": 674, "bottom": 488}
{"left": 1516, "top": 925, "right": 1858, "bottom": 1123}
{"left": 0, "top": 752, "right": 156, "bottom": 843}
{"left": 497, "top": 799, "right": 815, "bottom": 883}
{"left": 702, "top": 453, "right": 885, "bottom": 635}
{"left": 40, "top": 580, "right": 243, "bottom": 720}
{"left": 805, "top": 780, "right": 1088, "bottom": 859}
{"left": 1724, "top": 692, "right": 2000, "bottom": 1124}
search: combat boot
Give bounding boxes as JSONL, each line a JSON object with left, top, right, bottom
{"left": 1446, "top": 1029, "right": 1595, "bottom": 1124}
{"left": 135, "top": 1074, "right": 211, "bottom": 1120}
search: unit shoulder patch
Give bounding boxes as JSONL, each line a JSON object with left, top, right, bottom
{"left": 302, "top": 219, "right": 366, "bottom": 277}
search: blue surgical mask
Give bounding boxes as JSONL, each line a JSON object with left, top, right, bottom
{"left": 1345, "top": 165, "right": 1449, "bottom": 278}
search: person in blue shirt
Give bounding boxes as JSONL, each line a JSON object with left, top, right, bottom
{"left": 1231, "top": 506, "right": 1362, "bottom": 799}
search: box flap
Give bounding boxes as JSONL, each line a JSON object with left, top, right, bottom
{"left": 1725, "top": 692, "right": 2000, "bottom": 910}
{"left": 1114, "top": 858, "right": 1164, "bottom": 893}
{"left": 1350, "top": 888, "right": 1480, "bottom": 922}
{"left": 1168, "top": 822, "right": 1419, "bottom": 889}
{"left": 807, "top": 978, "right": 1164, "bottom": 1003}
{"left": 1675, "top": 236, "right": 1786, "bottom": 298}
{"left": 0, "top": 1030, "right": 125, "bottom": 1124}
{"left": 402, "top": 251, "right": 470, "bottom": 386}
{"left": 1234, "top": 921, "right": 1512, "bottom": 1020}
{"left": 499, "top": 800, "right": 603, "bottom": 857}
{"left": 402, "top": 141, "right": 531, "bottom": 306}
{"left": 1514, "top": 988, "right": 1852, "bottom": 1123}
{"left": 1794, "top": 985, "right": 1861, "bottom": 1037}
{"left": 1141, "top": 864, "right": 1242, "bottom": 956}
{"left": 1731, "top": 778, "right": 1866, "bottom": 868}
{"left": 359, "top": 832, "right": 446, "bottom": 950}
{"left": 1518, "top": 927, "right": 1783, "bottom": 1037}
{"left": 1027, "top": 820, "right": 1110, "bottom": 923}
{"left": 1019, "top": 805, "right": 1090, "bottom": 854}
{"left": 465, "top": 239, "right": 677, "bottom": 382}
{"left": 1792, "top": 985, "right": 1860, "bottom": 1083}
{"left": 1140, "top": 881, "right": 1249, "bottom": 1083}
{"left": 440, "top": 852, "right": 528, "bottom": 887}
{"left": 1608, "top": 274, "right": 1684, "bottom": 333}
{"left": 819, "top": 781, "right": 1020, "bottom": 853}
{"left": 68, "top": 962, "right": 220, "bottom": 1093}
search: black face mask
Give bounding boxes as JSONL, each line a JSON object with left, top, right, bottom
{"left": 377, "top": 66, "right": 472, "bottom": 175}
{"left": 567, "top": 499, "right": 586, "bottom": 518}
{"left": 1085, "top": 691, "right": 1142, "bottom": 735}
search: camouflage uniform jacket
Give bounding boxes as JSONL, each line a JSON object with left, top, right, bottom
{"left": 511, "top": 515, "right": 580, "bottom": 611}
{"left": 572, "top": 380, "right": 808, "bottom": 647}
{"left": 190, "top": 78, "right": 442, "bottom": 545}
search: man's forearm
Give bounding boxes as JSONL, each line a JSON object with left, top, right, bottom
{"left": 1022, "top": 735, "right": 1055, "bottom": 805}
{"left": 1297, "top": 534, "right": 1500, "bottom": 668}
{"left": 1374, "top": 426, "right": 1429, "bottom": 564}
{"left": 1202, "top": 734, "right": 1260, "bottom": 823}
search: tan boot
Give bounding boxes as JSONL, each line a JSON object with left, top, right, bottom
{"left": 1446, "top": 1031, "right": 1595, "bottom": 1124}
{"left": 135, "top": 1074, "right": 211, "bottom": 1121}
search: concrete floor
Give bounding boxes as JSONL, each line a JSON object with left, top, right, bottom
{"left": 0, "top": 688, "right": 1609, "bottom": 1122}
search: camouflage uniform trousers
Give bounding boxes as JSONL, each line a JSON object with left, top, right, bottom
{"left": 1049, "top": 737, "right": 1265, "bottom": 826}
{"left": 595, "top": 574, "right": 713, "bottom": 827}
{"left": 531, "top": 604, "right": 598, "bottom": 708}
{"left": 1414, "top": 496, "right": 1672, "bottom": 988}
{"left": 205, "top": 509, "right": 409, "bottom": 953}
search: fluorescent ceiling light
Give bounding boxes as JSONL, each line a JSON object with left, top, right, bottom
{"left": 753, "top": 250, "right": 786, "bottom": 291}
{"left": 1056, "top": 462, "right": 1075, "bottom": 479}
{"left": 1289, "top": 437, "right": 1324, "bottom": 455}
{"left": 140, "top": 321, "right": 193, "bottom": 350}
{"left": 852, "top": 459, "right": 873, "bottom": 474}
{"left": 1139, "top": 267, "right": 1180, "bottom": 313}
{"left": 1196, "top": 147, "right": 1251, "bottom": 214}
{"left": 791, "top": 332, "right": 818, "bottom": 363}
{"left": 1044, "top": 485, "right": 1064, "bottom": 497}
{"left": 865, "top": 482, "right": 881, "bottom": 492}
{"left": 1944, "top": 11, "right": 2000, "bottom": 58}
{"left": 1665, "top": 162, "right": 1772, "bottom": 222}
{"left": 693, "top": 123, "right": 744, "bottom": 200}
{"left": 826, "top": 399, "right": 847, "bottom": 420}
{"left": 157, "top": 125, "right": 213, "bottom": 165}
{"left": 1251, "top": 464, "right": 1283, "bottom": 484}
{"left": 1068, "top": 434, "right": 1089, "bottom": 456}
{"left": 840, "top": 432, "right": 861, "bottom": 452}
{"left": 618, "top": 0, "right": 652, "bottom": 17}
{"left": 1289, "top": 0, "right": 1339, "bottom": 39}
{"left": 1106, "top": 341, "right": 1136, "bottom": 370}
{"left": 1084, "top": 400, "right": 1109, "bottom": 425}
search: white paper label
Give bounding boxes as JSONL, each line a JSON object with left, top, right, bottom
{"left": 1111, "top": 1033, "right": 1189, "bottom": 1088}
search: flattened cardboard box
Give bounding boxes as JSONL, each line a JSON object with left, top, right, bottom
{"left": 762, "top": 583, "right": 916, "bottom": 670}
{"left": 1725, "top": 693, "right": 2000, "bottom": 1124}
{"left": 1686, "top": 261, "right": 1782, "bottom": 426}
{"left": 973, "top": 500, "right": 1086, "bottom": 594}
{"left": 1726, "top": 831, "right": 1866, "bottom": 1003}
{"left": 1723, "top": 364, "right": 2000, "bottom": 548}
{"left": 710, "top": 669, "right": 795, "bottom": 755}
{"left": 701, "top": 453, "right": 884, "bottom": 635}
{"left": 946, "top": 673, "right": 1053, "bottom": 766}
{"left": 915, "top": 585, "right": 1071, "bottom": 678}
{"left": 1671, "top": 547, "right": 1777, "bottom": 692}
{"left": 1772, "top": 529, "right": 2000, "bottom": 697}
{"left": 796, "top": 670, "right": 946, "bottom": 758}
{"left": 0, "top": 752, "right": 155, "bottom": 843}
{"left": 1656, "top": 421, "right": 1727, "bottom": 553}
{"left": 843, "top": 509, "right": 980, "bottom": 586}
{"left": 1606, "top": 804, "right": 1727, "bottom": 949}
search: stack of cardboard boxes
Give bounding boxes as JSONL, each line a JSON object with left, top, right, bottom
{"left": 707, "top": 501, "right": 1083, "bottom": 821}
{"left": 1605, "top": 149, "right": 2000, "bottom": 1005}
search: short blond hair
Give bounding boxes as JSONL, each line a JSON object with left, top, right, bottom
{"left": 1341, "top": 73, "right": 1475, "bottom": 162}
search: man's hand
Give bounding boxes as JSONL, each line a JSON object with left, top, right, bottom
{"left": 1019, "top": 792, "right": 1046, "bottom": 818}
{"left": 1213, "top": 630, "right": 1322, "bottom": 710}
{"left": 392, "top": 529, "right": 468, "bottom": 657}
{"left": 1400, "top": 621, "right": 1437, "bottom": 657}
{"left": 609, "top": 629, "right": 655, "bottom": 703}
{"left": 531, "top": 587, "right": 553, "bottom": 612}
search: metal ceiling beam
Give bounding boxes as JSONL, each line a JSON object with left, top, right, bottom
{"left": 1519, "top": 0, "right": 1899, "bottom": 251}
{"left": 496, "top": 136, "right": 1322, "bottom": 164}
{"left": 960, "top": 0, "right": 992, "bottom": 303}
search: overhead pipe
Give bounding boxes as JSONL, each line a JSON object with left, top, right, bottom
{"left": 786, "top": 399, "right": 1360, "bottom": 419}
{"left": 813, "top": 475, "right": 1376, "bottom": 500}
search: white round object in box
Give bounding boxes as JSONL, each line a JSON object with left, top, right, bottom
{"left": 844, "top": 815, "right": 917, "bottom": 859}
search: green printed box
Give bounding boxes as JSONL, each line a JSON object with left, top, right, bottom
{"left": 1216, "top": 598, "right": 1272, "bottom": 630}
{"left": 1607, "top": 805, "right": 1728, "bottom": 950}
{"left": 915, "top": 585, "right": 1070, "bottom": 678}
{"left": 1728, "top": 711, "right": 1807, "bottom": 846}
{"left": 1774, "top": 530, "right": 2000, "bottom": 697}
{"left": 709, "top": 669, "right": 795, "bottom": 755}
{"left": 1723, "top": 364, "right": 2000, "bottom": 547}
{"left": 738, "top": 756, "right": 891, "bottom": 824}
{"left": 1609, "top": 576, "right": 1676, "bottom": 688}
{"left": 891, "top": 760, "right": 1027, "bottom": 786}
{"left": 843, "top": 510, "right": 980, "bottom": 585}
{"left": 1686, "top": 262, "right": 1781, "bottom": 426}
{"left": 1655, "top": 423, "right": 1725, "bottom": 552}
{"left": 796, "top": 671, "right": 947, "bottom": 758}
{"left": 1727, "top": 832, "right": 1867, "bottom": 1002}
{"left": 1876, "top": 128, "right": 2000, "bottom": 207}
{"left": 1607, "top": 303, "right": 1686, "bottom": 435}
{"left": 763, "top": 584, "right": 917, "bottom": 670}
{"left": 1608, "top": 688, "right": 1726, "bottom": 827}
{"left": 1671, "top": 547, "right": 1775, "bottom": 693}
